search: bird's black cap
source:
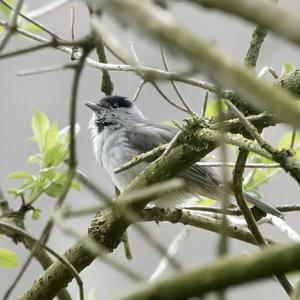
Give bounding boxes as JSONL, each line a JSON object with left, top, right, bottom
{"left": 84, "top": 96, "right": 132, "bottom": 112}
{"left": 101, "top": 96, "right": 132, "bottom": 108}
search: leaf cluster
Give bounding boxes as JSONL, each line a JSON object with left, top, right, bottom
{"left": 8, "top": 111, "right": 80, "bottom": 214}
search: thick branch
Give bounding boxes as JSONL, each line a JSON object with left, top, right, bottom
{"left": 117, "top": 242, "right": 300, "bottom": 300}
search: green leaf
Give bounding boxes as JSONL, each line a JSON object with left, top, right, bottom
{"left": 14, "top": 181, "right": 35, "bottom": 194}
{"left": 31, "top": 110, "right": 50, "bottom": 152}
{"left": 0, "top": 0, "right": 14, "bottom": 18}
{"left": 45, "top": 183, "right": 63, "bottom": 198}
{"left": 44, "top": 124, "right": 58, "bottom": 152}
{"left": 26, "top": 184, "right": 43, "bottom": 205}
{"left": 44, "top": 144, "right": 68, "bottom": 167}
{"left": 244, "top": 169, "right": 267, "bottom": 190}
{"left": 31, "top": 208, "right": 41, "bottom": 220}
{"left": 71, "top": 179, "right": 80, "bottom": 191}
{"left": 205, "top": 99, "right": 227, "bottom": 118}
{"left": 0, "top": 248, "right": 19, "bottom": 268}
{"left": 9, "top": 111, "right": 82, "bottom": 205}
{"left": 278, "top": 131, "right": 299, "bottom": 150}
{"left": 7, "top": 188, "right": 21, "bottom": 198}
{"left": 28, "top": 154, "right": 40, "bottom": 164}
{"left": 8, "top": 171, "right": 33, "bottom": 180}
{"left": 39, "top": 167, "right": 57, "bottom": 180}
{"left": 58, "top": 170, "right": 69, "bottom": 181}
{"left": 7, "top": 179, "right": 36, "bottom": 197}
{"left": 281, "top": 62, "right": 296, "bottom": 76}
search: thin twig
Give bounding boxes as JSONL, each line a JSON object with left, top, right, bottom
{"left": 290, "top": 126, "right": 297, "bottom": 151}
{"left": 149, "top": 227, "right": 190, "bottom": 282}
{"left": 225, "top": 100, "right": 263, "bottom": 142}
{"left": 233, "top": 150, "right": 292, "bottom": 297}
{"left": 0, "top": 42, "right": 54, "bottom": 59}
{"left": 266, "top": 215, "right": 300, "bottom": 242}
{"left": 183, "top": 206, "right": 241, "bottom": 216}
{"left": 114, "top": 144, "right": 166, "bottom": 174}
{"left": 202, "top": 91, "right": 209, "bottom": 117}
{"left": 128, "top": 40, "right": 141, "bottom": 65}
{"left": 163, "top": 130, "right": 181, "bottom": 156}
{"left": 184, "top": 204, "right": 300, "bottom": 215}
{"left": 70, "top": 5, "right": 79, "bottom": 60}
{"left": 91, "top": 16, "right": 137, "bottom": 66}
{"left": 151, "top": 82, "right": 190, "bottom": 113}
{"left": 133, "top": 80, "right": 145, "bottom": 102}
{"left": 257, "top": 66, "right": 279, "bottom": 79}
{"left": 27, "top": 0, "right": 72, "bottom": 19}
{"left": 275, "top": 204, "right": 300, "bottom": 212}
{"left": 0, "top": 19, "right": 218, "bottom": 92}
{"left": 160, "top": 47, "right": 194, "bottom": 115}
{"left": 1, "top": 0, "right": 59, "bottom": 38}
{"left": 17, "top": 63, "right": 74, "bottom": 76}
{"left": 128, "top": 40, "right": 189, "bottom": 113}
{"left": 141, "top": 208, "right": 275, "bottom": 245}
{"left": 70, "top": 5, "right": 75, "bottom": 41}
{"left": 0, "top": 0, "right": 24, "bottom": 52}
{"left": 195, "top": 162, "right": 280, "bottom": 168}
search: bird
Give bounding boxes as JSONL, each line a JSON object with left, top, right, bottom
{"left": 84, "top": 95, "right": 282, "bottom": 219}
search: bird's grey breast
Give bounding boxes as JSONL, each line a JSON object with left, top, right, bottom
{"left": 96, "top": 127, "right": 148, "bottom": 191}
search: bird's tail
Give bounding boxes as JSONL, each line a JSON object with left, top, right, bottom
{"left": 244, "top": 192, "right": 283, "bottom": 218}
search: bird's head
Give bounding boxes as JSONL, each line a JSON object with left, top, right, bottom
{"left": 85, "top": 96, "right": 145, "bottom": 134}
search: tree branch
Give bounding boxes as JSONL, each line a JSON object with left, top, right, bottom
{"left": 103, "top": 0, "right": 300, "bottom": 127}
{"left": 117, "top": 242, "right": 300, "bottom": 300}
{"left": 188, "top": 0, "right": 300, "bottom": 47}
{"left": 233, "top": 149, "right": 292, "bottom": 295}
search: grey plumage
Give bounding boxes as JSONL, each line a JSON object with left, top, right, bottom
{"left": 85, "top": 95, "right": 282, "bottom": 217}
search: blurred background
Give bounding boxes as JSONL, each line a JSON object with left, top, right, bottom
{"left": 1, "top": 0, "right": 300, "bottom": 299}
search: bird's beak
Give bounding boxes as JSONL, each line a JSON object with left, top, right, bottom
{"left": 84, "top": 101, "right": 99, "bottom": 113}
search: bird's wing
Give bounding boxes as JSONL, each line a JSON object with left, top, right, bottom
{"left": 126, "top": 121, "right": 221, "bottom": 194}
{"left": 126, "top": 121, "right": 282, "bottom": 216}
{"left": 179, "top": 164, "right": 221, "bottom": 198}
{"left": 126, "top": 122, "right": 177, "bottom": 155}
